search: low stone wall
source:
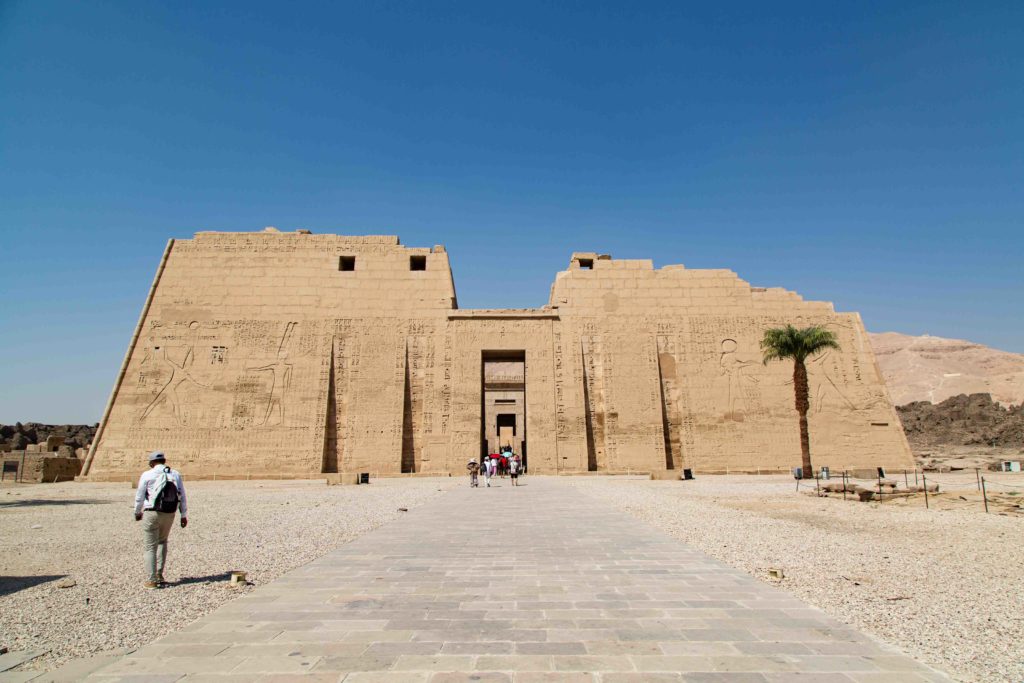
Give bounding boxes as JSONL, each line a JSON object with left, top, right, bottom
{"left": 1, "top": 453, "right": 83, "bottom": 483}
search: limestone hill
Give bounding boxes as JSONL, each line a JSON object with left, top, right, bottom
{"left": 869, "top": 332, "right": 1024, "bottom": 406}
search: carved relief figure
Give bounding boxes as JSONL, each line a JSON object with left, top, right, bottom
{"left": 718, "top": 338, "right": 759, "bottom": 418}
{"left": 807, "top": 348, "right": 858, "bottom": 413}
{"left": 248, "top": 322, "right": 296, "bottom": 426}
{"left": 139, "top": 321, "right": 211, "bottom": 425}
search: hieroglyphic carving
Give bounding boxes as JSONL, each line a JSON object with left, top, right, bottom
{"left": 338, "top": 320, "right": 406, "bottom": 473}
{"left": 441, "top": 325, "right": 453, "bottom": 436}
{"left": 553, "top": 325, "right": 568, "bottom": 438}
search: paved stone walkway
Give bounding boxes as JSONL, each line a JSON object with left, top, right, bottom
{"left": 87, "top": 477, "right": 950, "bottom": 682}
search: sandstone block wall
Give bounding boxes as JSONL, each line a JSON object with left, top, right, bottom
{"left": 84, "top": 230, "right": 913, "bottom": 480}
{"left": 2, "top": 453, "right": 82, "bottom": 483}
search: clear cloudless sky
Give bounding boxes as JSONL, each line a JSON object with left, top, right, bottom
{"left": 1, "top": 1, "right": 1022, "bottom": 423}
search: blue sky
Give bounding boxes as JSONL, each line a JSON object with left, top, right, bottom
{"left": 1, "top": 1, "right": 1021, "bottom": 423}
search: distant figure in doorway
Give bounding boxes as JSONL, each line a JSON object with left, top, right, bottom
{"left": 509, "top": 453, "right": 521, "bottom": 486}
{"left": 467, "top": 459, "right": 479, "bottom": 487}
{"left": 134, "top": 451, "right": 188, "bottom": 589}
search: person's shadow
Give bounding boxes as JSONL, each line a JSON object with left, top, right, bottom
{"left": 0, "top": 498, "right": 110, "bottom": 508}
{"left": 167, "top": 571, "right": 235, "bottom": 586}
{"left": 0, "top": 575, "right": 66, "bottom": 597}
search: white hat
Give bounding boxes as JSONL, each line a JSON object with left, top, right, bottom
{"left": 148, "top": 450, "right": 166, "bottom": 463}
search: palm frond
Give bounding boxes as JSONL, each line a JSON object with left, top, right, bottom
{"left": 762, "top": 325, "right": 840, "bottom": 364}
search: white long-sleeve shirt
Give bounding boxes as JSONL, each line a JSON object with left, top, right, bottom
{"left": 134, "top": 463, "right": 188, "bottom": 517}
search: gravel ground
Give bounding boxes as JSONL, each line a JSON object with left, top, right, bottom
{"left": 570, "top": 474, "right": 1024, "bottom": 683}
{"left": 0, "top": 477, "right": 454, "bottom": 672}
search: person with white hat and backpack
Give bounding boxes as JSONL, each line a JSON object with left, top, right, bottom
{"left": 134, "top": 451, "right": 188, "bottom": 589}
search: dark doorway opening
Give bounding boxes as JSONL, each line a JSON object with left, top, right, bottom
{"left": 481, "top": 350, "right": 527, "bottom": 471}
{"left": 496, "top": 413, "right": 516, "bottom": 435}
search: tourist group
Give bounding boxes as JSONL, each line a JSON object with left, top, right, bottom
{"left": 467, "top": 448, "right": 522, "bottom": 487}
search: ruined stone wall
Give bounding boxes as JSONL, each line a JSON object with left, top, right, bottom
{"left": 550, "top": 257, "right": 914, "bottom": 473}
{"left": 2, "top": 453, "right": 82, "bottom": 483}
{"left": 86, "top": 231, "right": 912, "bottom": 480}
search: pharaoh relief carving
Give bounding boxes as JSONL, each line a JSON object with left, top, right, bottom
{"left": 135, "top": 319, "right": 300, "bottom": 429}
{"left": 717, "top": 338, "right": 761, "bottom": 420}
{"left": 245, "top": 322, "right": 297, "bottom": 426}
{"left": 807, "top": 346, "right": 859, "bottom": 414}
{"left": 138, "top": 321, "right": 211, "bottom": 425}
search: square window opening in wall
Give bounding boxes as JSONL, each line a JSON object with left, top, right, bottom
{"left": 339, "top": 255, "right": 356, "bottom": 271}
{"left": 410, "top": 255, "right": 427, "bottom": 271}
{"left": 578, "top": 258, "right": 594, "bottom": 269}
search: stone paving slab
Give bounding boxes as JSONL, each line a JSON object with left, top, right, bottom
{"left": 0, "top": 651, "right": 49, "bottom": 675}
{"left": 85, "top": 477, "right": 951, "bottom": 682}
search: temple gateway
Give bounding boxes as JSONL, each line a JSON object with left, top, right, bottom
{"left": 83, "top": 229, "right": 913, "bottom": 480}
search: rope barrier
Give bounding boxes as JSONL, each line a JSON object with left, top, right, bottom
{"left": 914, "top": 474, "right": 979, "bottom": 487}
{"left": 980, "top": 479, "right": 1024, "bottom": 489}
{"left": 805, "top": 469, "right": 1023, "bottom": 515}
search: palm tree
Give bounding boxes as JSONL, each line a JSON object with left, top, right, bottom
{"left": 761, "top": 325, "right": 840, "bottom": 478}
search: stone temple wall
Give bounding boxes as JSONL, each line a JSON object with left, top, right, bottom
{"left": 83, "top": 230, "right": 913, "bottom": 480}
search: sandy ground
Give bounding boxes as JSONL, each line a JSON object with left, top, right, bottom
{"left": 570, "top": 474, "right": 1024, "bottom": 683}
{"left": 0, "top": 477, "right": 454, "bottom": 672}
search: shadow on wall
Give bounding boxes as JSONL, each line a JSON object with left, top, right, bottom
{"left": 0, "top": 575, "right": 66, "bottom": 597}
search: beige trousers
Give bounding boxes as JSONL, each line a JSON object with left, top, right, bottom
{"left": 142, "top": 510, "right": 175, "bottom": 582}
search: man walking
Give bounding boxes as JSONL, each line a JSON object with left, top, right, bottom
{"left": 134, "top": 451, "right": 188, "bottom": 589}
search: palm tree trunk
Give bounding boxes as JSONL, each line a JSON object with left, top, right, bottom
{"left": 793, "top": 359, "right": 812, "bottom": 478}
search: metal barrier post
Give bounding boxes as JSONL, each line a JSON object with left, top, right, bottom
{"left": 975, "top": 468, "right": 981, "bottom": 491}
{"left": 877, "top": 471, "right": 882, "bottom": 503}
{"left": 842, "top": 470, "right": 847, "bottom": 501}
{"left": 923, "top": 473, "right": 929, "bottom": 509}
{"left": 904, "top": 470, "right": 909, "bottom": 488}
{"left": 981, "top": 477, "right": 989, "bottom": 513}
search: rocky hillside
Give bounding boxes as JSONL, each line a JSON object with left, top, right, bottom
{"left": 897, "top": 393, "right": 1024, "bottom": 448}
{"left": 869, "top": 332, "right": 1024, "bottom": 406}
{"left": 0, "top": 423, "right": 97, "bottom": 452}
